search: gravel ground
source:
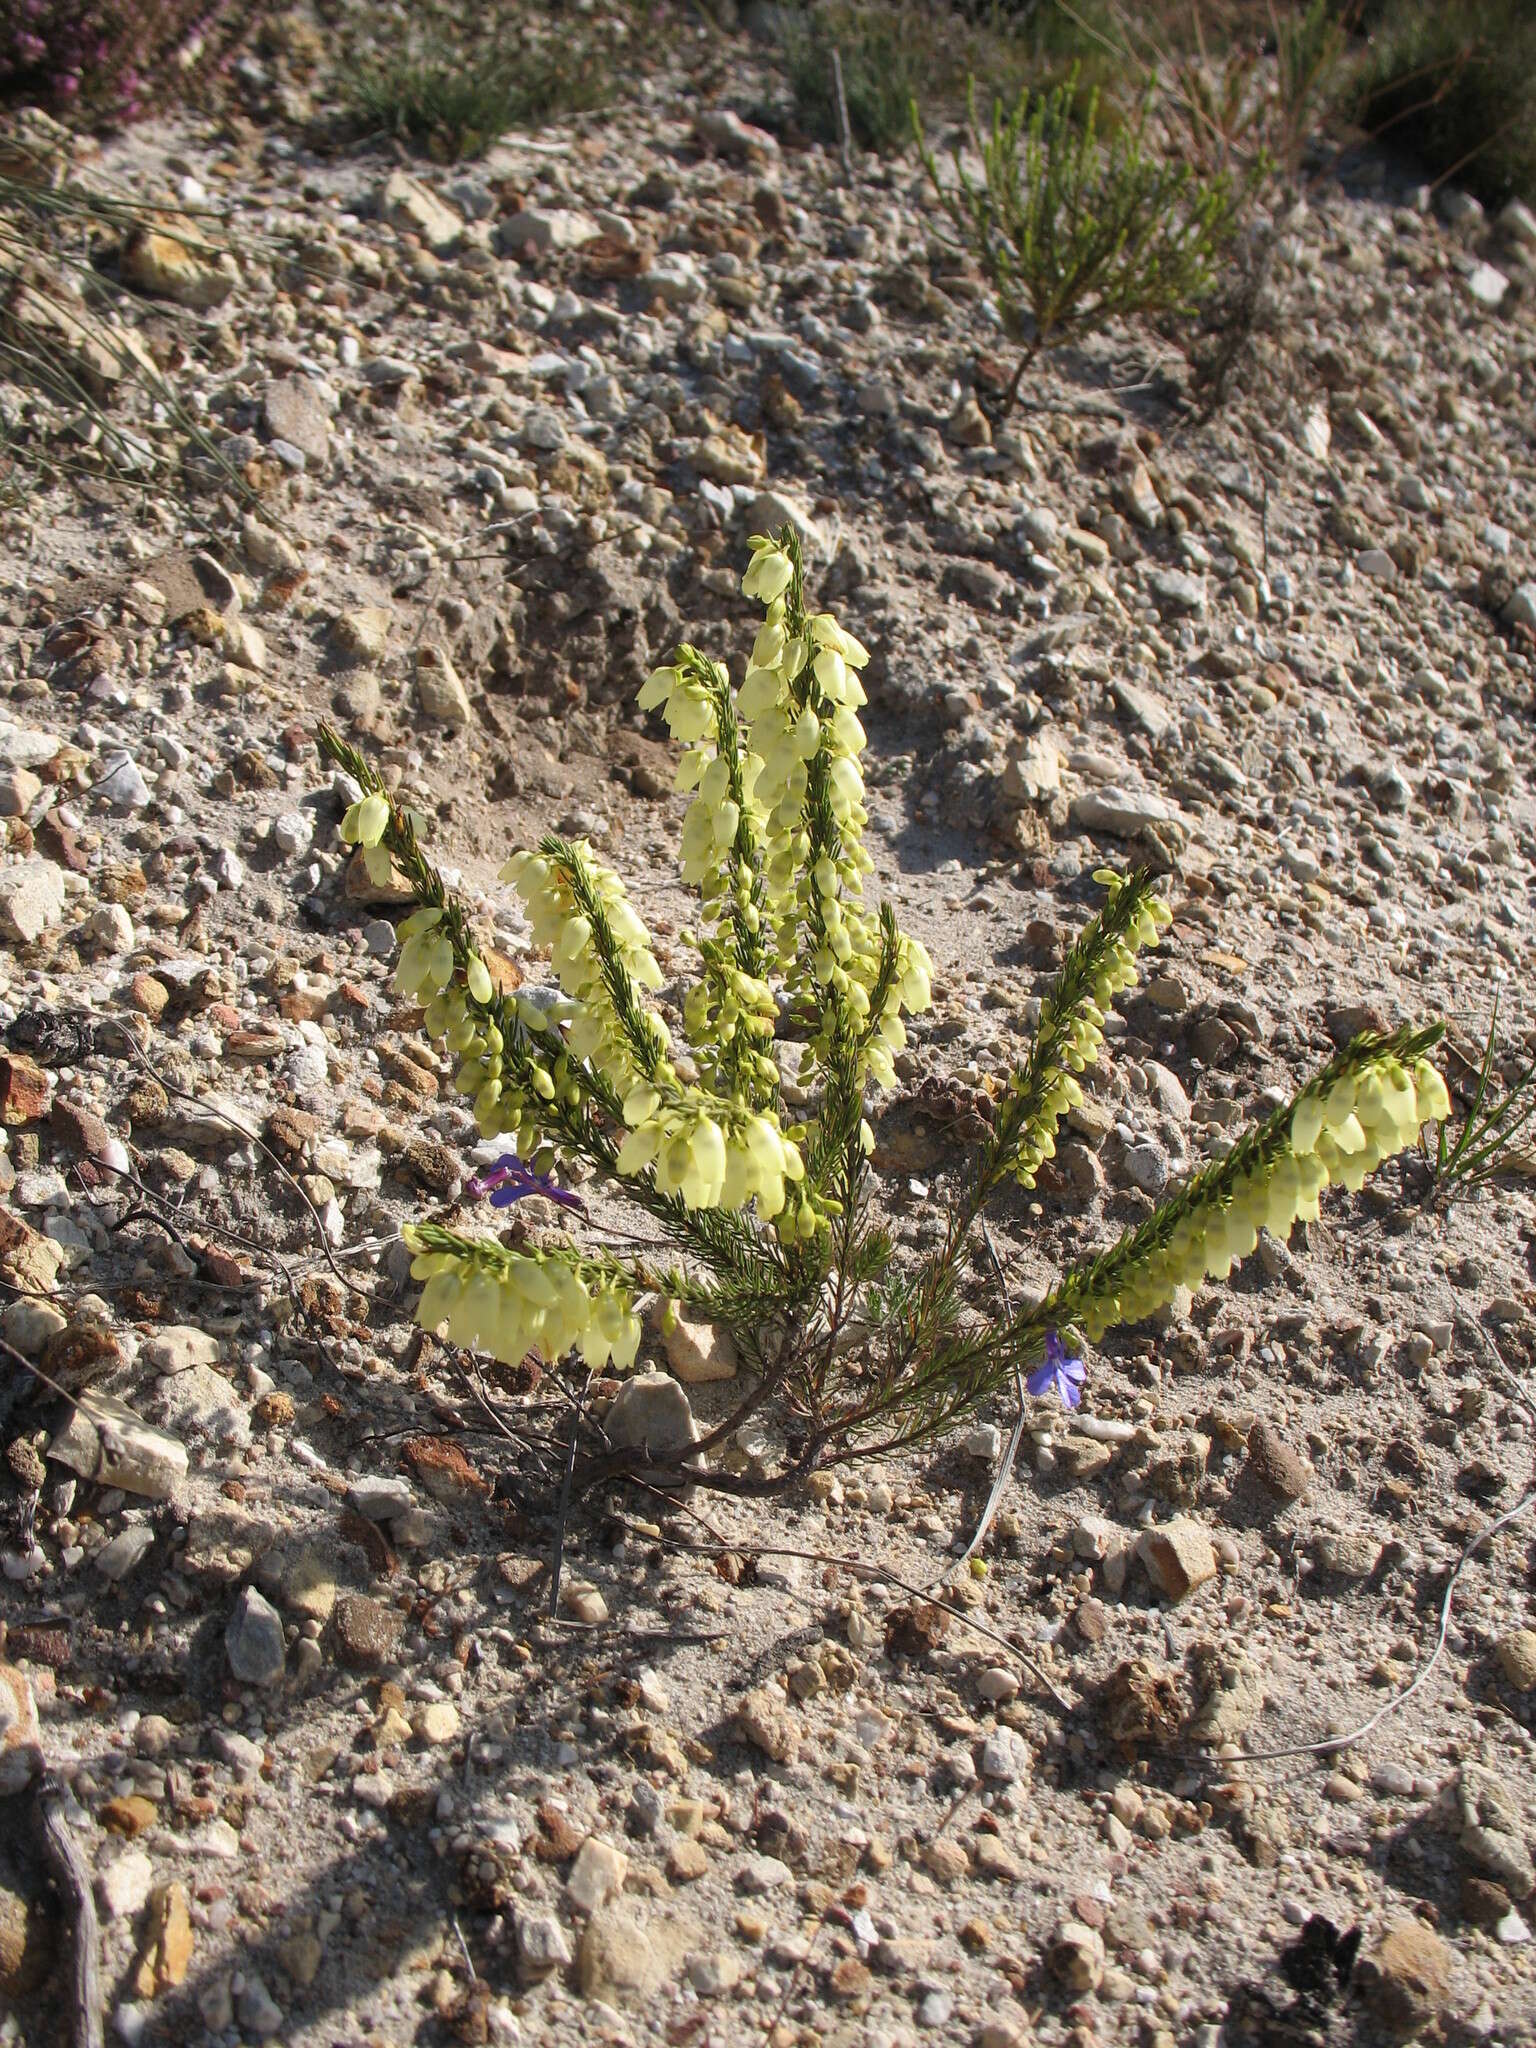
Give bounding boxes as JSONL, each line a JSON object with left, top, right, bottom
{"left": 1, "top": 16, "right": 1535, "bottom": 2047}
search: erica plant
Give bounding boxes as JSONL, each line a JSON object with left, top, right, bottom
{"left": 319, "top": 527, "right": 1450, "bottom": 1496}
{"left": 0, "top": 1, "right": 254, "bottom": 124}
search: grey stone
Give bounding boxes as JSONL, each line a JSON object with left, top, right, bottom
{"left": 1466, "top": 261, "right": 1509, "bottom": 309}
{"left": 381, "top": 171, "right": 462, "bottom": 252}
{"left": 234, "top": 1971, "right": 285, "bottom": 2039}
{"left": 498, "top": 207, "right": 600, "bottom": 254}
{"left": 272, "top": 809, "right": 316, "bottom": 858}
{"left": 979, "top": 1727, "right": 1029, "bottom": 1784}
{"left": 151, "top": 1363, "right": 250, "bottom": 1449}
{"left": 605, "top": 1372, "right": 699, "bottom": 1466}
{"left": 1144, "top": 1062, "right": 1190, "bottom": 1123}
{"left": 211, "top": 1729, "right": 265, "bottom": 1780}
{"left": 687, "top": 1951, "right": 741, "bottom": 1996}
{"left": 348, "top": 1475, "right": 416, "bottom": 1521}
{"left": 94, "top": 1525, "right": 155, "bottom": 1581}
{"left": 0, "top": 859, "right": 65, "bottom": 942}
{"left": 517, "top": 1908, "right": 573, "bottom": 1978}
{"left": 1069, "top": 787, "right": 1186, "bottom": 842}
{"left": 416, "top": 645, "right": 472, "bottom": 726}
{"left": 83, "top": 903, "right": 134, "bottom": 953}
{"left": 1112, "top": 679, "right": 1173, "bottom": 741}
{"left": 0, "top": 724, "right": 61, "bottom": 771}
{"left": 567, "top": 1837, "right": 627, "bottom": 1912}
{"left": 737, "top": 1854, "right": 793, "bottom": 1893}
{"left": 1148, "top": 569, "right": 1206, "bottom": 614}
{"left": 741, "top": 489, "right": 825, "bottom": 559}
{"left": 143, "top": 1325, "right": 220, "bottom": 1374}
{"left": 97, "top": 751, "right": 151, "bottom": 809}
{"left": 226, "top": 1587, "right": 286, "bottom": 1687}
{"left": 1311, "top": 1530, "right": 1381, "bottom": 1581}
{"left": 1122, "top": 1139, "right": 1169, "bottom": 1195}
{"left": 48, "top": 1391, "right": 188, "bottom": 1500}
{"left": 262, "top": 377, "right": 330, "bottom": 469}
{"left": 96, "top": 1847, "right": 154, "bottom": 1921}
{"left": 648, "top": 251, "right": 705, "bottom": 306}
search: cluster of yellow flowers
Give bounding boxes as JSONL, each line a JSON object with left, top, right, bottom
{"left": 340, "top": 789, "right": 396, "bottom": 890}
{"left": 406, "top": 1226, "right": 640, "bottom": 1372}
{"left": 504, "top": 841, "right": 804, "bottom": 1221}
{"left": 392, "top": 902, "right": 576, "bottom": 1154}
{"left": 1072, "top": 1047, "right": 1450, "bottom": 1341}
{"left": 737, "top": 534, "right": 934, "bottom": 1085}
{"left": 1009, "top": 870, "right": 1173, "bottom": 1188}
{"left": 334, "top": 783, "right": 595, "bottom": 1159}
{"left": 641, "top": 645, "right": 780, "bottom": 1094}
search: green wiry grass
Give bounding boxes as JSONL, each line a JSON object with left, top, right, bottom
{"left": 1354, "top": 0, "right": 1536, "bottom": 207}
{"left": 343, "top": 49, "right": 608, "bottom": 161}
{"left": 1424, "top": 999, "right": 1536, "bottom": 1201}
{"left": 338, "top": 2, "right": 626, "bottom": 160}
{"left": 916, "top": 66, "right": 1256, "bottom": 416}
{"left": 777, "top": 0, "right": 1122, "bottom": 154}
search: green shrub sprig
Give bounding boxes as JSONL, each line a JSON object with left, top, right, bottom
{"left": 915, "top": 68, "right": 1257, "bottom": 418}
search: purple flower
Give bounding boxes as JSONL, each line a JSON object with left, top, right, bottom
{"left": 467, "top": 1155, "right": 586, "bottom": 1215}
{"left": 1026, "top": 1331, "right": 1085, "bottom": 1410}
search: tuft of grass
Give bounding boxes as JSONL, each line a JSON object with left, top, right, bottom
{"left": 343, "top": 40, "right": 611, "bottom": 162}
{"left": 0, "top": 123, "right": 289, "bottom": 522}
{"left": 1424, "top": 998, "right": 1536, "bottom": 1200}
{"left": 1353, "top": 0, "right": 1536, "bottom": 207}
{"left": 1273, "top": 0, "right": 1350, "bottom": 176}
{"left": 780, "top": 3, "right": 940, "bottom": 153}
{"left": 777, "top": 1, "right": 1123, "bottom": 155}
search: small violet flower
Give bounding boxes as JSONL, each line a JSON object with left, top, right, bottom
{"left": 1026, "top": 1331, "right": 1085, "bottom": 1410}
{"left": 467, "top": 1156, "right": 586, "bottom": 1215}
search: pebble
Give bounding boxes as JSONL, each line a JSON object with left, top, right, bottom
{"left": 235, "top": 1971, "right": 285, "bottom": 2038}
{"left": 1244, "top": 1421, "right": 1311, "bottom": 1502}
{"left": 348, "top": 1476, "right": 416, "bottom": 1521}
{"left": 605, "top": 1371, "right": 699, "bottom": 1464}
{"left": 96, "top": 750, "right": 151, "bottom": 809}
{"left": 567, "top": 1837, "right": 627, "bottom": 1912}
{"left": 1466, "top": 261, "right": 1509, "bottom": 309}
{"left": 979, "top": 1727, "right": 1030, "bottom": 1784}
{"left": 1139, "top": 1520, "right": 1218, "bottom": 1603}
{"left": 517, "top": 1909, "right": 573, "bottom": 1977}
{"left": 1148, "top": 568, "right": 1205, "bottom": 614}
{"left": 97, "top": 1848, "right": 155, "bottom": 1921}
{"left": 1495, "top": 1629, "right": 1536, "bottom": 1690}
{"left": 95, "top": 1525, "right": 155, "bottom": 1580}
{"left": 272, "top": 808, "right": 315, "bottom": 857}
{"left": 737, "top": 1854, "right": 793, "bottom": 1893}
{"left": 333, "top": 1592, "right": 403, "bottom": 1669}
{"left": 225, "top": 1588, "right": 286, "bottom": 1688}
{"left": 687, "top": 1950, "right": 740, "bottom": 1996}
{"left": 414, "top": 1701, "right": 460, "bottom": 1746}
{"left": 0, "top": 861, "right": 66, "bottom": 943}
{"left": 663, "top": 1312, "right": 738, "bottom": 1384}
{"left": 1371, "top": 1763, "right": 1416, "bottom": 1798}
